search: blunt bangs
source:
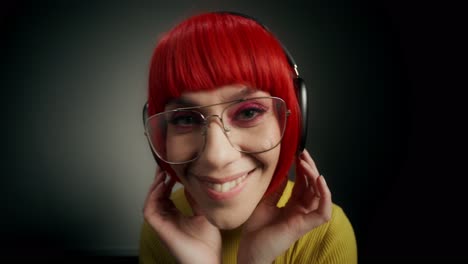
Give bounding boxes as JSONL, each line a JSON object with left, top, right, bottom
{"left": 148, "top": 12, "right": 302, "bottom": 194}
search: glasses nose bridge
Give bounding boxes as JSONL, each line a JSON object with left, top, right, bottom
{"left": 202, "top": 114, "right": 230, "bottom": 134}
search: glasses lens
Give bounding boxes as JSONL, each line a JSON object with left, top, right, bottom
{"left": 145, "top": 97, "right": 288, "bottom": 164}
{"left": 146, "top": 110, "right": 205, "bottom": 164}
{"left": 222, "top": 97, "right": 287, "bottom": 153}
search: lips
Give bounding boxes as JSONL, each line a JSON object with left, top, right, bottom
{"left": 194, "top": 169, "right": 256, "bottom": 201}
{"left": 205, "top": 173, "right": 248, "bottom": 192}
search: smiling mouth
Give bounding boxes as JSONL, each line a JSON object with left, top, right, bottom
{"left": 204, "top": 174, "right": 248, "bottom": 193}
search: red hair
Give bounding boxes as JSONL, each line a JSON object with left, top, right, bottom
{"left": 147, "top": 12, "right": 301, "bottom": 195}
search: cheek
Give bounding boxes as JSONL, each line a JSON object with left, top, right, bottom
{"left": 169, "top": 165, "right": 201, "bottom": 196}
{"left": 254, "top": 146, "right": 281, "bottom": 176}
{"left": 166, "top": 136, "right": 201, "bottom": 163}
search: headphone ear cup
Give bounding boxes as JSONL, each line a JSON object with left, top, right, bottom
{"left": 143, "top": 103, "right": 149, "bottom": 126}
{"left": 294, "top": 77, "right": 308, "bottom": 155}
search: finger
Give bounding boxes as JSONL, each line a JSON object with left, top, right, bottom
{"left": 316, "top": 176, "right": 332, "bottom": 217}
{"left": 144, "top": 170, "right": 165, "bottom": 206}
{"left": 163, "top": 176, "right": 177, "bottom": 198}
{"left": 155, "top": 171, "right": 166, "bottom": 186}
{"left": 295, "top": 159, "right": 322, "bottom": 212}
{"left": 290, "top": 156, "right": 307, "bottom": 201}
{"left": 144, "top": 177, "right": 181, "bottom": 225}
{"left": 301, "top": 178, "right": 321, "bottom": 213}
{"left": 305, "top": 176, "right": 332, "bottom": 226}
{"left": 143, "top": 172, "right": 164, "bottom": 209}
{"left": 144, "top": 171, "right": 174, "bottom": 215}
{"left": 299, "top": 159, "right": 319, "bottom": 196}
{"left": 302, "top": 149, "right": 320, "bottom": 176}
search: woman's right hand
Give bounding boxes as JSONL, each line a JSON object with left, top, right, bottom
{"left": 143, "top": 169, "right": 222, "bottom": 264}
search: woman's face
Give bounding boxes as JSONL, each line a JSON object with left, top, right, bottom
{"left": 165, "top": 85, "right": 281, "bottom": 230}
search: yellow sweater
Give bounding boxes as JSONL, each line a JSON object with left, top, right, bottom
{"left": 139, "top": 180, "right": 357, "bottom": 263}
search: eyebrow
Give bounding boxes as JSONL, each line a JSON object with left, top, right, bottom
{"left": 166, "top": 87, "right": 257, "bottom": 108}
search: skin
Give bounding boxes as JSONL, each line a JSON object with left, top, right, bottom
{"left": 143, "top": 85, "right": 332, "bottom": 264}
{"left": 166, "top": 85, "right": 281, "bottom": 230}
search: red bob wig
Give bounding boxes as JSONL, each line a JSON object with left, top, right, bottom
{"left": 147, "top": 12, "right": 301, "bottom": 195}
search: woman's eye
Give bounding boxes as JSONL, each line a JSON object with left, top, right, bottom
{"left": 171, "top": 116, "right": 193, "bottom": 125}
{"left": 169, "top": 112, "right": 201, "bottom": 126}
{"left": 236, "top": 108, "right": 265, "bottom": 121}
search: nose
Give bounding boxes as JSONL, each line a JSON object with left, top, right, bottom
{"left": 196, "top": 116, "right": 240, "bottom": 168}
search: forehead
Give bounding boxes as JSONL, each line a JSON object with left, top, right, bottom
{"left": 167, "top": 85, "right": 272, "bottom": 108}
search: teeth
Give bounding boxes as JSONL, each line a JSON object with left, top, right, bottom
{"left": 206, "top": 174, "right": 247, "bottom": 193}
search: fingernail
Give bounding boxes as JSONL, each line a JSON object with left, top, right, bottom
{"left": 164, "top": 176, "right": 171, "bottom": 185}
{"left": 300, "top": 151, "right": 306, "bottom": 159}
{"left": 321, "top": 175, "right": 327, "bottom": 186}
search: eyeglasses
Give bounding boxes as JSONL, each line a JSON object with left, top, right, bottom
{"left": 144, "top": 96, "right": 290, "bottom": 164}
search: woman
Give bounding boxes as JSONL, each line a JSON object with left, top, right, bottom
{"left": 140, "top": 12, "right": 357, "bottom": 263}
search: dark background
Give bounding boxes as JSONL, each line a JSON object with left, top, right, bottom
{"left": 1, "top": 0, "right": 466, "bottom": 262}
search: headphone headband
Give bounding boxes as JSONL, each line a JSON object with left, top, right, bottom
{"left": 217, "top": 11, "right": 299, "bottom": 76}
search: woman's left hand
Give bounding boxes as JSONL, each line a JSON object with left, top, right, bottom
{"left": 237, "top": 150, "right": 332, "bottom": 264}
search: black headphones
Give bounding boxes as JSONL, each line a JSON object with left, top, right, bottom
{"left": 143, "top": 12, "right": 308, "bottom": 161}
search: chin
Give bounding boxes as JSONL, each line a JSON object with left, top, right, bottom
{"left": 206, "top": 210, "right": 252, "bottom": 230}
{"left": 215, "top": 222, "right": 242, "bottom": 230}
